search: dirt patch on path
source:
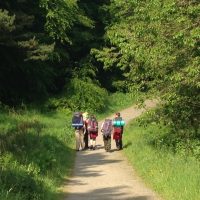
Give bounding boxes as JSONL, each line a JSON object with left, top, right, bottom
{"left": 63, "top": 99, "right": 161, "bottom": 200}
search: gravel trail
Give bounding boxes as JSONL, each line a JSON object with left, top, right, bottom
{"left": 63, "top": 99, "right": 161, "bottom": 200}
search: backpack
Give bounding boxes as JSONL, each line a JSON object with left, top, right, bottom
{"left": 102, "top": 119, "right": 112, "bottom": 137}
{"left": 112, "top": 120, "right": 125, "bottom": 127}
{"left": 87, "top": 117, "right": 98, "bottom": 133}
{"left": 72, "top": 112, "right": 84, "bottom": 129}
{"left": 113, "top": 116, "right": 123, "bottom": 134}
{"left": 113, "top": 127, "right": 122, "bottom": 134}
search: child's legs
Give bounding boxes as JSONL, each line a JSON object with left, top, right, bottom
{"left": 89, "top": 133, "right": 97, "bottom": 147}
{"left": 119, "top": 139, "right": 123, "bottom": 149}
{"left": 84, "top": 131, "right": 89, "bottom": 148}
{"left": 79, "top": 129, "right": 85, "bottom": 150}
{"left": 104, "top": 136, "right": 111, "bottom": 150}
{"left": 115, "top": 139, "right": 120, "bottom": 149}
{"left": 92, "top": 138, "right": 96, "bottom": 147}
{"left": 89, "top": 138, "right": 94, "bottom": 147}
{"left": 75, "top": 130, "right": 80, "bottom": 150}
{"left": 107, "top": 137, "right": 111, "bottom": 150}
{"left": 103, "top": 136, "right": 108, "bottom": 150}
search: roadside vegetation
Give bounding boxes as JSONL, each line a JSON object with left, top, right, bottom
{"left": 0, "top": 0, "right": 199, "bottom": 199}
{"left": 0, "top": 106, "right": 74, "bottom": 200}
{"left": 0, "top": 92, "right": 138, "bottom": 200}
{"left": 123, "top": 111, "right": 200, "bottom": 200}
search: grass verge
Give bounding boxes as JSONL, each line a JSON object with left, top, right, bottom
{"left": 0, "top": 108, "right": 75, "bottom": 200}
{"left": 123, "top": 114, "right": 200, "bottom": 200}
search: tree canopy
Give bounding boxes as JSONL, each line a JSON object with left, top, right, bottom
{"left": 0, "top": 0, "right": 199, "bottom": 138}
{"left": 0, "top": 0, "right": 95, "bottom": 104}
{"left": 92, "top": 0, "right": 200, "bottom": 145}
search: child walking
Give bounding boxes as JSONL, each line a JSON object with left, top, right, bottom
{"left": 87, "top": 115, "right": 98, "bottom": 150}
{"left": 101, "top": 119, "right": 113, "bottom": 152}
{"left": 113, "top": 112, "right": 124, "bottom": 150}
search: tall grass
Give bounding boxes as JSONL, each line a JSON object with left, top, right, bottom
{"left": 123, "top": 115, "right": 200, "bottom": 200}
{"left": 0, "top": 108, "right": 75, "bottom": 200}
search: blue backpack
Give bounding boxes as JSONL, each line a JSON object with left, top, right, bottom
{"left": 72, "top": 112, "right": 84, "bottom": 129}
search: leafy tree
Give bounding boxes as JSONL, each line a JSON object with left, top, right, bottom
{"left": 0, "top": 0, "right": 93, "bottom": 105}
{"left": 92, "top": 0, "right": 200, "bottom": 149}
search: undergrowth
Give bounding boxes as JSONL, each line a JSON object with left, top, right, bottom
{"left": 0, "top": 108, "right": 75, "bottom": 200}
{"left": 123, "top": 112, "right": 200, "bottom": 200}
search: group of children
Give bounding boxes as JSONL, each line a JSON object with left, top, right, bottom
{"left": 72, "top": 112, "right": 125, "bottom": 152}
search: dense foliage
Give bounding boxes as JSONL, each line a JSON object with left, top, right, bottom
{"left": 0, "top": 0, "right": 99, "bottom": 105}
{"left": 46, "top": 78, "right": 108, "bottom": 112}
{"left": 92, "top": 0, "right": 200, "bottom": 154}
{"left": 0, "top": 0, "right": 200, "bottom": 198}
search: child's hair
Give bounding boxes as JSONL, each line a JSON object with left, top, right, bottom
{"left": 115, "top": 112, "right": 120, "bottom": 116}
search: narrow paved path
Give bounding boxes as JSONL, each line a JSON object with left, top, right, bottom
{"left": 63, "top": 99, "right": 161, "bottom": 200}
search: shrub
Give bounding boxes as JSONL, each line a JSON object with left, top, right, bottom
{"left": 46, "top": 78, "right": 108, "bottom": 112}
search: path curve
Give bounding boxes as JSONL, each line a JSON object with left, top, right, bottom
{"left": 63, "top": 99, "right": 161, "bottom": 200}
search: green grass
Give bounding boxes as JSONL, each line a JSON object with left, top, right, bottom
{"left": 0, "top": 108, "right": 75, "bottom": 200}
{"left": 0, "top": 91, "right": 142, "bottom": 199}
{"left": 123, "top": 116, "right": 200, "bottom": 200}
{"left": 95, "top": 92, "right": 143, "bottom": 119}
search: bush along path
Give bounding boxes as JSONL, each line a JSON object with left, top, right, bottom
{"left": 63, "top": 99, "right": 160, "bottom": 200}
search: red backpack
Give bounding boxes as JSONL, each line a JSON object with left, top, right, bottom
{"left": 87, "top": 117, "right": 98, "bottom": 133}
{"left": 114, "top": 127, "right": 122, "bottom": 134}
{"left": 113, "top": 116, "right": 123, "bottom": 134}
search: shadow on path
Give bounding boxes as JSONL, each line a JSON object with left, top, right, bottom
{"left": 63, "top": 100, "right": 159, "bottom": 200}
{"left": 70, "top": 150, "right": 123, "bottom": 178}
{"left": 64, "top": 185, "right": 153, "bottom": 200}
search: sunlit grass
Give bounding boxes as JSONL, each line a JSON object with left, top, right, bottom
{"left": 123, "top": 117, "right": 200, "bottom": 200}
{"left": 96, "top": 92, "right": 143, "bottom": 119}
{"left": 0, "top": 108, "right": 75, "bottom": 200}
